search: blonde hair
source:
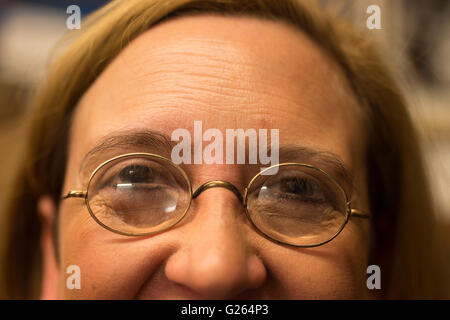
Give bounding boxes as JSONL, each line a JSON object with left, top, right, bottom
{"left": 2, "top": 0, "right": 449, "bottom": 299}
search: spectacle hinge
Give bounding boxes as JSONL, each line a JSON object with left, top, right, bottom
{"left": 62, "top": 190, "right": 87, "bottom": 199}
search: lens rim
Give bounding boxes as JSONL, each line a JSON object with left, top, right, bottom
{"left": 243, "top": 163, "right": 351, "bottom": 247}
{"left": 85, "top": 152, "right": 193, "bottom": 236}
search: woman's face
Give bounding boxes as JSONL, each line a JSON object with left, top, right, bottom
{"left": 41, "top": 15, "right": 372, "bottom": 299}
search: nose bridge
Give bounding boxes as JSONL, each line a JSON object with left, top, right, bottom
{"left": 192, "top": 180, "right": 244, "bottom": 204}
{"left": 165, "top": 180, "right": 267, "bottom": 298}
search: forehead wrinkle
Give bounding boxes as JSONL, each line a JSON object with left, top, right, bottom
{"left": 116, "top": 53, "right": 262, "bottom": 111}
{"left": 118, "top": 34, "right": 252, "bottom": 84}
{"left": 115, "top": 50, "right": 333, "bottom": 122}
{"left": 120, "top": 35, "right": 318, "bottom": 89}
{"left": 96, "top": 15, "right": 359, "bottom": 123}
{"left": 116, "top": 17, "right": 336, "bottom": 85}
{"left": 116, "top": 52, "right": 355, "bottom": 129}
{"left": 127, "top": 49, "right": 248, "bottom": 82}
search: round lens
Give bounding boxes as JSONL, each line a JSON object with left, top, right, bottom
{"left": 246, "top": 164, "right": 349, "bottom": 246}
{"left": 86, "top": 154, "right": 191, "bottom": 236}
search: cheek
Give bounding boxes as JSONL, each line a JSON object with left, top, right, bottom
{"left": 57, "top": 205, "right": 170, "bottom": 299}
{"left": 264, "top": 224, "right": 370, "bottom": 299}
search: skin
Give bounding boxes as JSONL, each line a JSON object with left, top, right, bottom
{"left": 39, "top": 15, "right": 373, "bottom": 299}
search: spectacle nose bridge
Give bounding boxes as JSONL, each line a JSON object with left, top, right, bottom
{"left": 192, "top": 180, "right": 244, "bottom": 204}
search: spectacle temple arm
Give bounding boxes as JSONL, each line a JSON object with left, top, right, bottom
{"left": 350, "top": 208, "right": 371, "bottom": 219}
{"left": 62, "top": 190, "right": 87, "bottom": 200}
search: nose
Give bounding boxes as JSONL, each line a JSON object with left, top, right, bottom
{"left": 164, "top": 185, "right": 267, "bottom": 299}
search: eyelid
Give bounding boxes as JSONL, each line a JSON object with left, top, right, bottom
{"left": 78, "top": 134, "right": 355, "bottom": 200}
{"left": 78, "top": 129, "right": 175, "bottom": 178}
{"left": 91, "top": 159, "right": 151, "bottom": 183}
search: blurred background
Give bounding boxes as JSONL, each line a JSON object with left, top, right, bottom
{"left": 0, "top": 0, "right": 109, "bottom": 240}
{"left": 0, "top": 0, "right": 449, "bottom": 238}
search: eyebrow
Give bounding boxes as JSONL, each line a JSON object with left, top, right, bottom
{"left": 277, "top": 145, "right": 355, "bottom": 195}
{"left": 79, "top": 129, "right": 355, "bottom": 194}
{"left": 79, "top": 129, "right": 175, "bottom": 178}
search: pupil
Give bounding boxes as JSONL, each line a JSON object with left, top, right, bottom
{"left": 118, "top": 165, "right": 151, "bottom": 183}
{"left": 282, "top": 178, "right": 314, "bottom": 196}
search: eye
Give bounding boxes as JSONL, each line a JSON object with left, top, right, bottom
{"left": 259, "top": 172, "right": 328, "bottom": 205}
{"left": 245, "top": 164, "right": 349, "bottom": 245}
{"left": 279, "top": 177, "right": 320, "bottom": 200}
{"left": 87, "top": 157, "right": 190, "bottom": 229}
{"left": 89, "top": 158, "right": 180, "bottom": 197}
{"left": 118, "top": 165, "right": 155, "bottom": 184}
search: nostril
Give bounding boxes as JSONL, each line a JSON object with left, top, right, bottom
{"left": 161, "top": 183, "right": 268, "bottom": 299}
{"left": 164, "top": 244, "right": 267, "bottom": 299}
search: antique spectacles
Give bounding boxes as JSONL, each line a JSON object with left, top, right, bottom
{"left": 62, "top": 152, "right": 370, "bottom": 247}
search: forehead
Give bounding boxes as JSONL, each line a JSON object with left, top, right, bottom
{"left": 70, "top": 14, "right": 364, "bottom": 177}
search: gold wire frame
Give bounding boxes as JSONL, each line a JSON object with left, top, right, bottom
{"left": 243, "top": 163, "right": 369, "bottom": 247}
{"left": 62, "top": 152, "right": 370, "bottom": 247}
{"left": 63, "top": 153, "right": 193, "bottom": 237}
